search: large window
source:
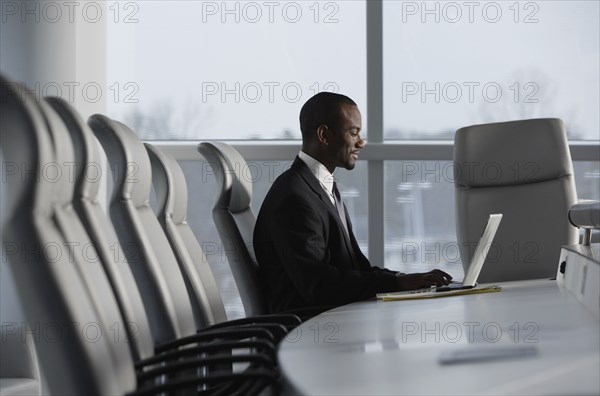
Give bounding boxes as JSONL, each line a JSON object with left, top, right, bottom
{"left": 384, "top": 161, "right": 459, "bottom": 275}
{"left": 108, "top": 1, "right": 366, "bottom": 139}
{"left": 383, "top": 0, "right": 600, "bottom": 140}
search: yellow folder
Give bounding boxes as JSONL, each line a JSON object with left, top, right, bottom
{"left": 377, "top": 285, "right": 502, "bottom": 302}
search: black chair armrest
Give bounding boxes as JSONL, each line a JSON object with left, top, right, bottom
{"left": 130, "top": 368, "right": 277, "bottom": 396}
{"left": 155, "top": 326, "right": 276, "bottom": 353}
{"left": 136, "top": 339, "right": 275, "bottom": 369}
{"left": 137, "top": 353, "right": 275, "bottom": 382}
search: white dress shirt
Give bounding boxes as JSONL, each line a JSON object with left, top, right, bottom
{"left": 298, "top": 151, "right": 336, "bottom": 205}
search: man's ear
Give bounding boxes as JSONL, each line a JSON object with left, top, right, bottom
{"left": 316, "top": 124, "right": 328, "bottom": 145}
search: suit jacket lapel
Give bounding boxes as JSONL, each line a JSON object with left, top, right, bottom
{"left": 291, "top": 157, "right": 359, "bottom": 267}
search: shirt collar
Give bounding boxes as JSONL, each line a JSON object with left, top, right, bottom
{"left": 298, "top": 151, "right": 335, "bottom": 200}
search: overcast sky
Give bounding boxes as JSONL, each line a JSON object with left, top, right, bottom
{"left": 107, "top": 0, "right": 599, "bottom": 140}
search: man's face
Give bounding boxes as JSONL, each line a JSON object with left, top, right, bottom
{"left": 326, "top": 104, "right": 364, "bottom": 171}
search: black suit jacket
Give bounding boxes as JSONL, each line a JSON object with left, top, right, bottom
{"left": 253, "top": 157, "right": 399, "bottom": 313}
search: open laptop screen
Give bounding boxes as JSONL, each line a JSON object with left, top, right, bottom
{"left": 462, "top": 214, "right": 503, "bottom": 286}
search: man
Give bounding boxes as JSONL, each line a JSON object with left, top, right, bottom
{"left": 253, "top": 92, "right": 452, "bottom": 314}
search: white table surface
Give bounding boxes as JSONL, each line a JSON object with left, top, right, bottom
{"left": 277, "top": 279, "right": 600, "bottom": 395}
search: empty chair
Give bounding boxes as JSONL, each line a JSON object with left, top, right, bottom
{"left": 197, "top": 142, "right": 268, "bottom": 317}
{"left": 145, "top": 143, "right": 228, "bottom": 327}
{"left": 454, "top": 118, "right": 579, "bottom": 282}
{"left": 0, "top": 87, "right": 41, "bottom": 393}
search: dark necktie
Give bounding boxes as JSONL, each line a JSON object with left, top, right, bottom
{"left": 332, "top": 181, "right": 350, "bottom": 237}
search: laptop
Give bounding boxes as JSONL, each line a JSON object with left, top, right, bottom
{"left": 436, "top": 213, "right": 503, "bottom": 291}
{"left": 396, "top": 213, "right": 503, "bottom": 295}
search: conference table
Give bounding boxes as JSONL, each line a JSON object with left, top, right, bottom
{"left": 277, "top": 279, "right": 600, "bottom": 395}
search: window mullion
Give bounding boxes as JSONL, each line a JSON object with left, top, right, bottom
{"left": 366, "top": 0, "right": 385, "bottom": 267}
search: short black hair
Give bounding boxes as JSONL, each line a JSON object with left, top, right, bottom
{"left": 299, "top": 92, "right": 357, "bottom": 139}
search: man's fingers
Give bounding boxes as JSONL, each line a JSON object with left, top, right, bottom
{"left": 432, "top": 269, "right": 453, "bottom": 280}
{"left": 425, "top": 271, "right": 451, "bottom": 286}
{"left": 430, "top": 269, "right": 452, "bottom": 284}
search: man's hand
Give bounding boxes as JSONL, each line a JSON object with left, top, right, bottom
{"left": 395, "top": 269, "right": 453, "bottom": 291}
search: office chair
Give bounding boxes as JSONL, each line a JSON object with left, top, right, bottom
{"left": 145, "top": 143, "right": 301, "bottom": 333}
{"left": 454, "top": 118, "right": 579, "bottom": 282}
{"left": 196, "top": 142, "right": 269, "bottom": 317}
{"left": 145, "top": 143, "right": 228, "bottom": 326}
{"left": 2, "top": 80, "right": 277, "bottom": 394}
{"left": 0, "top": 80, "right": 42, "bottom": 395}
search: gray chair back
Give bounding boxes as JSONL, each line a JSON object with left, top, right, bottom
{"left": 46, "top": 97, "right": 154, "bottom": 362}
{"left": 146, "top": 143, "right": 228, "bottom": 326}
{"left": 39, "top": 95, "right": 138, "bottom": 391}
{"left": 454, "top": 118, "right": 579, "bottom": 282}
{"left": 197, "top": 142, "right": 266, "bottom": 317}
{"left": 0, "top": 79, "right": 136, "bottom": 395}
{"left": 88, "top": 115, "right": 198, "bottom": 342}
{"left": 0, "top": 81, "right": 41, "bottom": 395}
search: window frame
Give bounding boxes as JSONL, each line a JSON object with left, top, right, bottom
{"left": 153, "top": 139, "right": 600, "bottom": 266}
